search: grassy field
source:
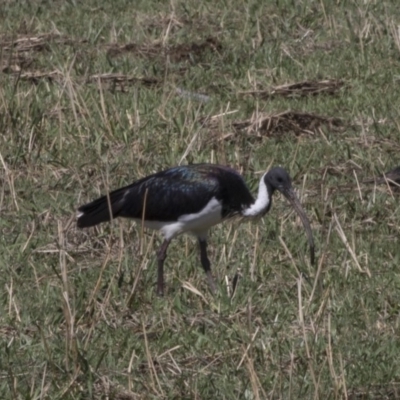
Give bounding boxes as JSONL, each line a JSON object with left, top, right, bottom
{"left": 1, "top": 0, "right": 400, "bottom": 398}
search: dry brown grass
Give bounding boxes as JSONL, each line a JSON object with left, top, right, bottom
{"left": 106, "top": 37, "right": 222, "bottom": 63}
{"left": 239, "top": 79, "right": 346, "bottom": 99}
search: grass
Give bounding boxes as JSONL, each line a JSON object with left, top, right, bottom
{"left": 1, "top": 0, "right": 400, "bottom": 398}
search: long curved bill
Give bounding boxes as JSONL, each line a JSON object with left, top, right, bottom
{"left": 280, "top": 188, "right": 315, "bottom": 265}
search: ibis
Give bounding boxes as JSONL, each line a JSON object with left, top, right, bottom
{"left": 77, "top": 164, "right": 315, "bottom": 295}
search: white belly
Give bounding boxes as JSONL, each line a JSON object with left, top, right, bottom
{"left": 136, "top": 197, "right": 223, "bottom": 240}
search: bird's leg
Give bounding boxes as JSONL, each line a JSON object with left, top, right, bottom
{"left": 198, "top": 239, "right": 216, "bottom": 294}
{"left": 156, "top": 239, "right": 170, "bottom": 296}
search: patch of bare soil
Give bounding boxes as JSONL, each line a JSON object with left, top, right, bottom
{"left": 106, "top": 37, "right": 222, "bottom": 64}
{"left": 233, "top": 110, "right": 345, "bottom": 137}
{"left": 240, "top": 79, "right": 345, "bottom": 99}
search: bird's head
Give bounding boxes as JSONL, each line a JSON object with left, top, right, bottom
{"left": 264, "top": 167, "right": 315, "bottom": 266}
{"left": 264, "top": 167, "right": 292, "bottom": 195}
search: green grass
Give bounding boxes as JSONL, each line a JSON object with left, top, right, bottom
{"left": 1, "top": 0, "right": 400, "bottom": 398}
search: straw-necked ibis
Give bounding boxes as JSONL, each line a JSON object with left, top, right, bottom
{"left": 77, "top": 164, "right": 315, "bottom": 295}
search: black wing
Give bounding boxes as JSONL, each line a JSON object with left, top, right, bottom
{"left": 77, "top": 164, "right": 255, "bottom": 227}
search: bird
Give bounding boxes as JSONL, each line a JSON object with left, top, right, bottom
{"left": 77, "top": 164, "right": 315, "bottom": 296}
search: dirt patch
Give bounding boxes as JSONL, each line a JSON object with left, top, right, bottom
{"left": 233, "top": 110, "right": 345, "bottom": 137}
{"left": 239, "top": 79, "right": 345, "bottom": 99}
{"left": 106, "top": 37, "right": 222, "bottom": 64}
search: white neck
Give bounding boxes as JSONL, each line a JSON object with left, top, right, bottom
{"left": 242, "top": 173, "right": 271, "bottom": 217}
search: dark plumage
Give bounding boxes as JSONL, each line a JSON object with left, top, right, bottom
{"left": 77, "top": 164, "right": 315, "bottom": 295}
{"left": 77, "top": 165, "right": 254, "bottom": 228}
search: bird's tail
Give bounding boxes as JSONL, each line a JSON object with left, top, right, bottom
{"left": 77, "top": 188, "right": 127, "bottom": 228}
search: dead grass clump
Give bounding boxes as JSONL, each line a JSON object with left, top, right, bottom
{"left": 0, "top": 32, "right": 87, "bottom": 78}
{"left": 240, "top": 79, "right": 345, "bottom": 99}
{"left": 0, "top": 33, "right": 51, "bottom": 53}
{"left": 6, "top": 70, "right": 159, "bottom": 90}
{"left": 233, "top": 110, "right": 345, "bottom": 137}
{"left": 0, "top": 32, "right": 86, "bottom": 54}
{"left": 12, "top": 70, "right": 65, "bottom": 84}
{"left": 106, "top": 37, "right": 222, "bottom": 63}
